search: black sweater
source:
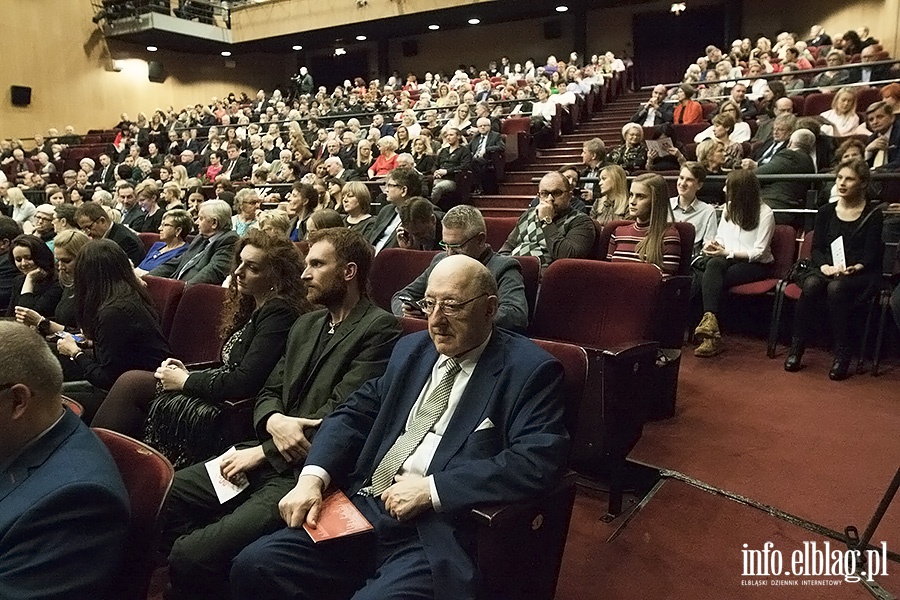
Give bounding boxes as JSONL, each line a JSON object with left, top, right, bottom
{"left": 6, "top": 274, "right": 63, "bottom": 318}
{"left": 811, "top": 203, "right": 884, "bottom": 272}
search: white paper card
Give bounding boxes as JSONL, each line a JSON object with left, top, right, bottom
{"left": 831, "top": 236, "right": 846, "bottom": 272}
{"left": 205, "top": 446, "right": 250, "bottom": 504}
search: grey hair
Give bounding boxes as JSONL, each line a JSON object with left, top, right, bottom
{"left": 442, "top": 204, "right": 486, "bottom": 238}
{"left": 200, "top": 199, "right": 234, "bottom": 231}
{"left": 0, "top": 322, "right": 63, "bottom": 401}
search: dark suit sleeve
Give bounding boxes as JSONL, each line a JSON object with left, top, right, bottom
{"left": 121, "top": 232, "right": 147, "bottom": 266}
{"left": 0, "top": 483, "right": 129, "bottom": 600}
{"left": 433, "top": 358, "right": 569, "bottom": 513}
{"left": 493, "top": 259, "right": 528, "bottom": 332}
{"left": 630, "top": 106, "right": 649, "bottom": 124}
{"left": 182, "top": 302, "right": 298, "bottom": 400}
{"left": 184, "top": 235, "right": 238, "bottom": 285}
{"left": 147, "top": 253, "right": 181, "bottom": 278}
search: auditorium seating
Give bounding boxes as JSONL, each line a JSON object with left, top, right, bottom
{"left": 728, "top": 223, "right": 797, "bottom": 304}
{"left": 93, "top": 428, "right": 174, "bottom": 600}
{"left": 369, "top": 248, "right": 439, "bottom": 311}
{"left": 483, "top": 216, "right": 519, "bottom": 250}
{"left": 766, "top": 231, "right": 814, "bottom": 358}
{"left": 167, "top": 283, "right": 226, "bottom": 365}
{"left": 143, "top": 275, "right": 186, "bottom": 338}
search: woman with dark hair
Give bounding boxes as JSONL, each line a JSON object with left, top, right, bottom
{"left": 672, "top": 84, "right": 703, "bottom": 124}
{"left": 607, "top": 172, "right": 681, "bottom": 275}
{"left": 55, "top": 239, "right": 170, "bottom": 419}
{"left": 692, "top": 170, "right": 775, "bottom": 357}
{"left": 6, "top": 234, "right": 62, "bottom": 318}
{"left": 307, "top": 209, "right": 345, "bottom": 233}
{"left": 841, "top": 30, "right": 863, "bottom": 57}
{"left": 785, "top": 159, "right": 883, "bottom": 380}
{"left": 93, "top": 230, "right": 310, "bottom": 466}
{"left": 205, "top": 150, "right": 224, "bottom": 182}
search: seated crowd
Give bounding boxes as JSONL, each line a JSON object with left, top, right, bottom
{"left": 1, "top": 33, "right": 899, "bottom": 600}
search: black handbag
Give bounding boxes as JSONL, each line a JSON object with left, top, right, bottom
{"left": 143, "top": 383, "right": 226, "bottom": 469}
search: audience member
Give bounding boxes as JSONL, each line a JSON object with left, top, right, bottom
{"left": 30, "top": 204, "right": 56, "bottom": 243}
{"left": 392, "top": 204, "right": 528, "bottom": 332}
{"left": 341, "top": 181, "right": 375, "bottom": 238}
{"left": 6, "top": 234, "right": 61, "bottom": 319}
{"left": 135, "top": 179, "right": 165, "bottom": 233}
{"left": 134, "top": 209, "right": 192, "bottom": 276}
{"left": 607, "top": 172, "right": 681, "bottom": 275}
{"left": 784, "top": 159, "right": 883, "bottom": 380}
{"left": 95, "top": 230, "right": 312, "bottom": 466}
{"left": 579, "top": 138, "right": 606, "bottom": 201}
{"left": 231, "top": 254, "right": 568, "bottom": 600}
{"left": 751, "top": 113, "right": 796, "bottom": 165}
{"left": 820, "top": 88, "right": 867, "bottom": 137}
{"left": 160, "top": 227, "right": 400, "bottom": 600}
{"left": 7, "top": 188, "right": 36, "bottom": 226}
{"left": 397, "top": 197, "right": 442, "bottom": 251}
{"left": 0, "top": 322, "right": 130, "bottom": 600}
{"left": 232, "top": 188, "right": 261, "bottom": 237}
{"left": 56, "top": 239, "right": 170, "bottom": 419}
{"left": 432, "top": 128, "right": 473, "bottom": 208}
{"left": 590, "top": 164, "right": 630, "bottom": 225}
{"left": 369, "top": 136, "right": 399, "bottom": 178}
{"left": 695, "top": 100, "right": 751, "bottom": 144}
{"left": 223, "top": 143, "right": 252, "bottom": 181}
{"left": 672, "top": 84, "right": 703, "bottom": 124}
{"left": 75, "top": 201, "right": 146, "bottom": 265}
{"left": 287, "top": 182, "right": 316, "bottom": 242}
{"left": 631, "top": 84, "right": 673, "bottom": 126}
{"left": 864, "top": 101, "right": 900, "bottom": 170}
{"left": 670, "top": 162, "right": 718, "bottom": 257}
{"left": 500, "top": 171, "right": 595, "bottom": 271}
{"left": 307, "top": 208, "right": 345, "bottom": 234}
{"left": 746, "top": 129, "right": 817, "bottom": 223}
{"left": 148, "top": 199, "right": 239, "bottom": 285}
{"left": 368, "top": 167, "right": 424, "bottom": 252}
{"left": 850, "top": 45, "right": 890, "bottom": 84}
{"left": 692, "top": 170, "right": 775, "bottom": 357}
{"left": 468, "top": 117, "right": 505, "bottom": 194}
{"left": 118, "top": 182, "right": 145, "bottom": 231}
{"left": 608, "top": 123, "right": 650, "bottom": 174}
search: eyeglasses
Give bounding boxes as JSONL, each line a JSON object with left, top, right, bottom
{"left": 416, "top": 293, "right": 488, "bottom": 316}
{"left": 34, "top": 214, "right": 54, "bottom": 223}
{"left": 79, "top": 219, "right": 99, "bottom": 232}
{"left": 537, "top": 189, "right": 567, "bottom": 200}
{"left": 439, "top": 233, "right": 479, "bottom": 251}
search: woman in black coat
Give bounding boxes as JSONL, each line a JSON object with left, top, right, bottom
{"left": 92, "top": 230, "right": 311, "bottom": 466}
{"left": 6, "top": 234, "right": 62, "bottom": 319}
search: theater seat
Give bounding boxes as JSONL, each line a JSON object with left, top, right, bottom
{"left": 137, "top": 232, "right": 160, "bottom": 254}
{"left": 803, "top": 92, "right": 834, "bottom": 116}
{"left": 483, "top": 216, "right": 519, "bottom": 252}
{"left": 168, "top": 283, "right": 226, "bottom": 366}
{"left": 729, "top": 224, "right": 796, "bottom": 299}
{"left": 369, "top": 248, "right": 439, "bottom": 311}
{"left": 92, "top": 428, "right": 174, "bottom": 600}
{"left": 143, "top": 275, "right": 186, "bottom": 338}
{"left": 767, "top": 231, "right": 813, "bottom": 358}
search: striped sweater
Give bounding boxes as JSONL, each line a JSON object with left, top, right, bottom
{"left": 608, "top": 222, "right": 682, "bottom": 276}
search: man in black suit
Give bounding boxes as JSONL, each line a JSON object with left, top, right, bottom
{"left": 367, "top": 167, "right": 424, "bottom": 253}
{"left": 117, "top": 183, "right": 145, "bottom": 231}
{"left": 323, "top": 156, "right": 359, "bottom": 182}
{"left": 468, "top": 118, "right": 505, "bottom": 195}
{"left": 750, "top": 129, "right": 817, "bottom": 224}
{"left": 161, "top": 228, "right": 400, "bottom": 600}
{"left": 222, "top": 143, "right": 251, "bottom": 181}
{"left": 712, "top": 83, "right": 757, "bottom": 120}
{"left": 630, "top": 85, "right": 673, "bottom": 126}
{"left": 849, "top": 45, "right": 891, "bottom": 84}
{"left": 339, "top": 130, "right": 358, "bottom": 170}
{"left": 748, "top": 113, "right": 796, "bottom": 166}
{"left": 864, "top": 101, "right": 900, "bottom": 170}
{"left": 397, "top": 197, "right": 442, "bottom": 251}
{"left": 431, "top": 128, "right": 473, "bottom": 209}
{"left": 148, "top": 199, "right": 238, "bottom": 285}
{"left": 0, "top": 216, "right": 23, "bottom": 310}
{"left": 74, "top": 201, "right": 146, "bottom": 265}
{"left": 90, "top": 153, "right": 116, "bottom": 188}
{"left": 180, "top": 150, "right": 203, "bottom": 178}
{"left": 806, "top": 25, "right": 832, "bottom": 47}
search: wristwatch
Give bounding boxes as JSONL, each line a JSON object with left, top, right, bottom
{"left": 37, "top": 318, "right": 51, "bottom": 336}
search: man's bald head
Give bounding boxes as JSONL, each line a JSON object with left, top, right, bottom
{"left": 774, "top": 97, "right": 794, "bottom": 115}
{"left": 426, "top": 255, "right": 498, "bottom": 357}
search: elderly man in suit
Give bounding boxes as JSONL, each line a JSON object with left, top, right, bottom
{"left": 468, "top": 117, "right": 505, "bottom": 195}
{"left": 148, "top": 199, "right": 238, "bottom": 285}
{"left": 74, "top": 201, "right": 146, "bottom": 265}
{"left": 864, "top": 101, "right": 900, "bottom": 170}
{"left": 161, "top": 228, "right": 401, "bottom": 600}
{"left": 231, "top": 254, "right": 569, "bottom": 600}
{"left": 746, "top": 129, "right": 817, "bottom": 224}
{"left": 0, "top": 322, "right": 130, "bottom": 599}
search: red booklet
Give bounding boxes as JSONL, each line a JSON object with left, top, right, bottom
{"left": 303, "top": 490, "right": 374, "bottom": 543}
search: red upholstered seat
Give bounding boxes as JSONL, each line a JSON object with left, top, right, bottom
{"left": 368, "top": 248, "right": 440, "bottom": 311}
{"left": 168, "top": 283, "right": 226, "bottom": 365}
{"left": 484, "top": 216, "right": 519, "bottom": 251}
{"left": 673, "top": 123, "right": 709, "bottom": 145}
{"left": 803, "top": 92, "right": 834, "bottom": 116}
{"left": 92, "top": 428, "right": 174, "bottom": 600}
{"left": 501, "top": 117, "right": 530, "bottom": 135}
{"left": 137, "top": 232, "right": 160, "bottom": 254}
{"left": 143, "top": 275, "right": 186, "bottom": 338}
{"left": 767, "top": 231, "right": 813, "bottom": 357}
{"left": 729, "top": 224, "right": 797, "bottom": 296}
{"left": 857, "top": 87, "right": 882, "bottom": 112}
{"left": 62, "top": 395, "right": 84, "bottom": 416}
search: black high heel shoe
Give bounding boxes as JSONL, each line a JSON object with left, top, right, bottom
{"left": 783, "top": 338, "right": 805, "bottom": 372}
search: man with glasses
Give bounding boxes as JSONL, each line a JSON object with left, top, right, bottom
{"left": 31, "top": 204, "right": 56, "bottom": 244}
{"left": 367, "top": 167, "right": 430, "bottom": 253}
{"left": 74, "top": 201, "right": 146, "bottom": 265}
{"left": 396, "top": 197, "right": 442, "bottom": 251}
{"left": 391, "top": 204, "right": 528, "bottom": 332}
{"left": 0, "top": 322, "right": 130, "bottom": 599}
{"left": 231, "top": 254, "right": 568, "bottom": 600}
{"left": 500, "top": 171, "right": 595, "bottom": 271}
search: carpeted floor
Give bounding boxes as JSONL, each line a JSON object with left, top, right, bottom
{"left": 556, "top": 335, "right": 899, "bottom": 599}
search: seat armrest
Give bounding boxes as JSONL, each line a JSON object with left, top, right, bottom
{"left": 599, "top": 340, "right": 658, "bottom": 360}
{"left": 470, "top": 471, "right": 578, "bottom": 528}
{"left": 223, "top": 396, "right": 255, "bottom": 410}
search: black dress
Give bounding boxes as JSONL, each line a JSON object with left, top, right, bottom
{"left": 6, "top": 273, "right": 63, "bottom": 318}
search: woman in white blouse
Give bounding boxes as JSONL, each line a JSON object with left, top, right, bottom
{"left": 694, "top": 100, "right": 752, "bottom": 144}
{"left": 820, "top": 88, "right": 870, "bottom": 138}
{"left": 692, "top": 169, "right": 775, "bottom": 357}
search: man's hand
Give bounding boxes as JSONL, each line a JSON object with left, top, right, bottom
{"left": 220, "top": 446, "right": 265, "bottom": 483}
{"left": 741, "top": 158, "right": 758, "bottom": 170}
{"left": 380, "top": 474, "right": 433, "bottom": 522}
{"left": 279, "top": 474, "right": 325, "bottom": 528}
{"left": 434, "top": 169, "right": 447, "bottom": 179}
{"left": 839, "top": 264, "right": 864, "bottom": 276}
{"left": 396, "top": 226, "right": 413, "bottom": 249}
{"left": 884, "top": 203, "right": 900, "bottom": 215}
{"left": 866, "top": 136, "right": 888, "bottom": 155}
{"left": 266, "top": 413, "right": 322, "bottom": 463}
{"left": 536, "top": 201, "right": 555, "bottom": 223}
{"left": 401, "top": 304, "right": 426, "bottom": 319}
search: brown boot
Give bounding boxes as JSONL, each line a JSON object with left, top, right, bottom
{"left": 693, "top": 312, "right": 720, "bottom": 341}
{"left": 694, "top": 337, "right": 723, "bottom": 357}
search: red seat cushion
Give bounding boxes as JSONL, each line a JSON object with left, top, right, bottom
{"left": 729, "top": 279, "right": 778, "bottom": 295}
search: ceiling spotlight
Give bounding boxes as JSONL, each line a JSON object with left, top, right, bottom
{"left": 146, "top": 45, "right": 158, "bottom": 52}
{"left": 356, "top": 35, "right": 367, "bottom": 41}
{"left": 428, "top": 24, "right": 440, "bottom": 30}
{"left": 292, "top": 45, "right": 303, "bottom": 51}
{"left": 334, "top": 47, "right": 346, "bottom": 56}
{"left": 221, "top": 51, "right": 232, "bottom": 57}
{"left": 670, "top": 2, "right": 686, "bottom": 15}
{"left": 468, "top": 18, "right": 480, "bottom": 25}
{"left": 555, "top": 5, "right": 568, "bottom": 12}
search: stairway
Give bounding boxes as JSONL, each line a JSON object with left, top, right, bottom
{"left": 473, "top": 92, "right": 646, "bottom": 218}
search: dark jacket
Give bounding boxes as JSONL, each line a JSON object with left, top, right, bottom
{"left": 468, "top": 131, "right": 505, "bottom": 160}
{"left": 224, "top": 156, "right": 252, "bottom": 181}
{"left": 756, "top": 148, "right": 816, "bottom": 211}
{"left": 107, "top": 222, "right": 147, "bottom": 266}
{"left": 148, "top": 230, "right": 239, "bottom": 285}
{"left": 5, "top": 274, "right": 63, "bottom": 318}
{"left": 434, "top": 145, "right": 473, "bottom": 177}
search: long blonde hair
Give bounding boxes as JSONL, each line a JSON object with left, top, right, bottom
{"left": 632, "top": 173, "right": 674, "bottom": 268}
{"left": 600, "top": 165, "right": 628, "bottom": 217}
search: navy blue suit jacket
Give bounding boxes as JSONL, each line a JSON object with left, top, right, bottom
{"left": 307, "top": 329, "right": 569, "bottom": 600}
{"left": 0, "top": 409, "right": 130, "bottom": 599}
{"left": 867, "top": 123, "right": 900, "bottom": 170}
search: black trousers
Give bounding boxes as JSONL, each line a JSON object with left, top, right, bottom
{"left": 792, "top": 270, "right": 880, "bottom": 352}
{"left": 692, "top": 256, "right": 773, "bottom": 314}
{"left": 162, "top": 453, "right": 296, "bottom": 600}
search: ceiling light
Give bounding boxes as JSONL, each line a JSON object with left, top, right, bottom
{"left": 468, "top": 18, "right": 480, "bottom": 25}
{"left": 356, "top": 35, "right": 367, "bottom": 41}
{"left": 334, "top": 47, "right": 346, "bottom": 56}
{"left": 146, "top": 45, "right": 158, "bottom": 52}
{"left": 292, "top": 45, "right": 303, "bottom": 51}
{"left": 221, "top": 51, "right": 232, "bottom": 57}
{"left": 670, "top": 2, "right": 686, "bottom": 14}
{"left": 556, "top": 5, "right": 568, "bottom": 12}
{"left": 428, "top": 24, "right": 440, "bottom": 30}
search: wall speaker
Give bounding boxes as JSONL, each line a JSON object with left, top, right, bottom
{"left": 11, "top": 86, "right": 31, "bottom": 107}
{"left": 543, "top": 20, "right": 562, "bottom": 40}
{"left": 401, "top": 40, "right": 418, "bottom": 57}
{"left": 148, "top": 61, "right": 166, "bottom": 82}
